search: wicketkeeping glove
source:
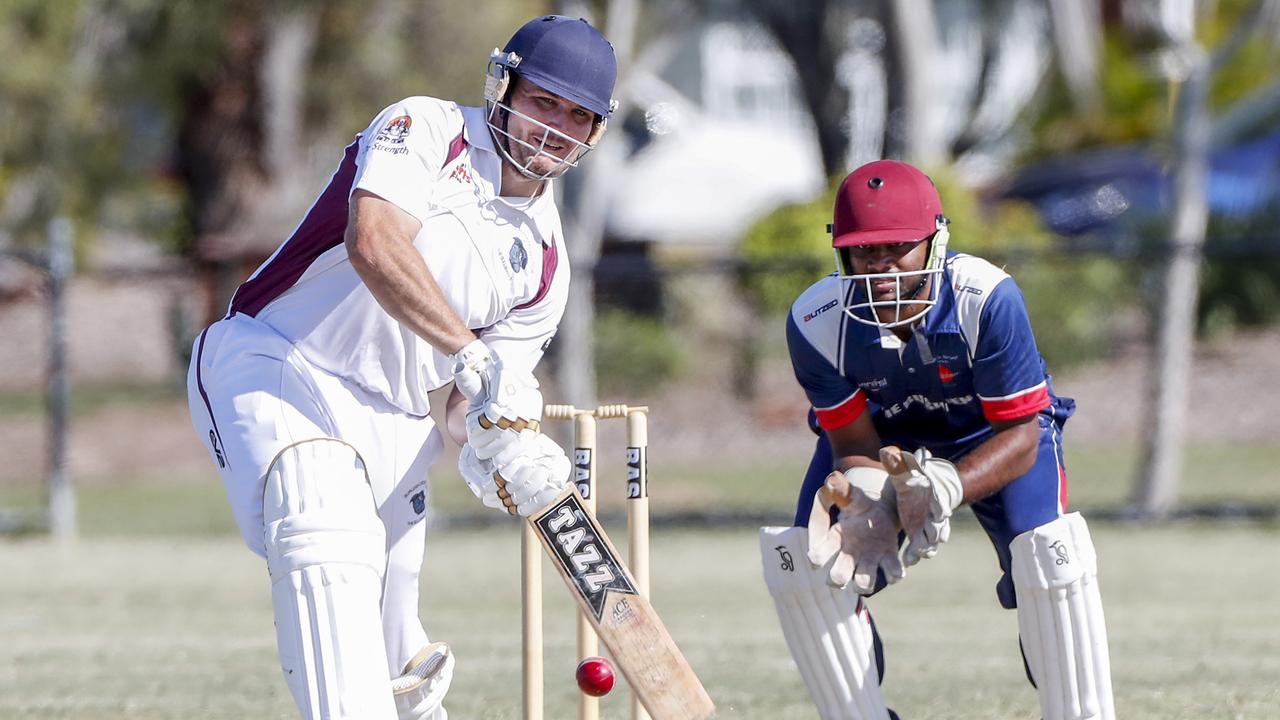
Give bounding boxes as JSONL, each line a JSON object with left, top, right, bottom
{"left": 807, "top": 467, "right": 905, "bottom": 594}
{"left": 881, "top": 446, "right": 963, "bottom": 566}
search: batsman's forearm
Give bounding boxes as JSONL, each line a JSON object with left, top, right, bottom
{"left": 347, "top": 225, "right": 475, "bottom": 356}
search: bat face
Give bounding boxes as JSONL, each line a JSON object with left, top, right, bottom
{"left": 533, "top": 493, "right": 638, "bottom": 620}
{"left": 529, "top": 486, "right": 715, "bottom": 720}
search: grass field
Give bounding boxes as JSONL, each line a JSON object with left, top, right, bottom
{"left": 2, "top": 519, "right": 1277, "bottom": 719}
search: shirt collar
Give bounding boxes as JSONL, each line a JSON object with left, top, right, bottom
{"left": 461, "top": 105, "right": 497, "bottom": 156}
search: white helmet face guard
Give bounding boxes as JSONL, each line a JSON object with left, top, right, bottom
{"left": 483, "top": 51, "right": 605, "bottom": 181}
{"left": 835, "top": 226, "right": 949, "bottom": 329}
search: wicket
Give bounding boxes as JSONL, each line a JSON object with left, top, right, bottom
{"left": 523, "top": 403, "right": 651, "bottom": 720}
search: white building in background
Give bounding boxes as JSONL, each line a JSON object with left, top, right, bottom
{"left": 604, "top": 4, "right": 1052, "bottom": 251}
{"left": 606, "top": 20, "right": 828, "bottom": 250}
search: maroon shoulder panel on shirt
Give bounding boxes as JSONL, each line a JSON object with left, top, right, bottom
{"left": 228, "top": 140, "right": 360, "bottom": 318}
{"left": 515, "top": 239, "right": 559, "bottom": 311}
{"left": 444, "top": 131, "right": 467, "bottom": 167}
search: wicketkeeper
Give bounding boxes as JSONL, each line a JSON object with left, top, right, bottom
{"left": 187, "top": 15, "right": 617, "bottom": 719}
{"left": 761, "top": 160, "right": 1115, "bottom": 720}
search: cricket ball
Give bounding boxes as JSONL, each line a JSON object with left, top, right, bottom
{"left": 575, "top": 656, "right": 615, "bottom": 697}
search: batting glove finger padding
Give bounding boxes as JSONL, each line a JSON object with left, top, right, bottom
{"left": 492, "top": 433, "right": 571, "bottom": 517}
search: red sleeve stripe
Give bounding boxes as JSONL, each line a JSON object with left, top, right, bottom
{"left": 814, "top": 391, "right": 867, "bottom": 430}
{"left": 979, "top": 382, "right": 1050, "bottom": 422}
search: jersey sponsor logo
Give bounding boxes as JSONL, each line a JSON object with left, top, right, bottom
{"left": 953, "top": 283, "right": 984, "bottom": 296}
{"left": 938, "top": 365, "right": 956, "bottom": 384}
{"left": 881, "top": 392, "right": 975, "bottom": 419}
{"left": 448, "top": 162, "right": 473, "bottom": 184}
{"left": 858, "top": 378, "right": 888, "bottom": 391}
{"left": 803, "top": 299, "right": 839, "bottom": 322}
{"left": 510, "top": 237, "right": 529, "bottom": 273}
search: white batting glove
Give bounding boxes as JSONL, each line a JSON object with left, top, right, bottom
{"left": 492, "top": 433, "right": 571, "bottom": 516}
{"left": 881, "top": 446, "right": 964, "bottom": 566}
{"left": 458, "top": 444, "right": 504, "bottom": 512}
{"left": 449, "top": 339, "right": 544, "bottom": 461}
{"left": 807, "top": 467, "right": 905, "bottom": 594}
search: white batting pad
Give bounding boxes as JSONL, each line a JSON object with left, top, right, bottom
{"left": 392, "top": 642, "right": 455, "bottom": 720}
{"left": 760, "top": 527, "right": 892, "bottom": 720}
{"left": 1011, "top": 513, "right": 1115, "bottom": 720}
{"left": 265, "top": 439, "right": 397, "bottom": 720}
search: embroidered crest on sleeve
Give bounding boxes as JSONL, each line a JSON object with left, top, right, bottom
{"left": 372, "top": 115, "right": 412, "bottom": 155}
{"left": 376, "top": 115, "right": 412, "bottom": 144}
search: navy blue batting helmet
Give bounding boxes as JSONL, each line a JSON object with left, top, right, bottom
{"left": 498, "top": 15, "right": 617, "bottom": 118}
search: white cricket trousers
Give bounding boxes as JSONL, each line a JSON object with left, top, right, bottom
{"left": 187, "top": 312, "right": 443, "bottom": 675}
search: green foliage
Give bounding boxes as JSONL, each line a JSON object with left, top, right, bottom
{"left": 1026, "top": 0, "right": 1280, "bottom": 161}
{"left": 593, "top": 308, "right": 687, "bottom": 394}
{"left": 1197, "top": 203, "right": 1280, "bottom": 333}
{"left": 738, "top": 185, "right": 837, "bottom": 314}
{"left": 0, "top": 0, "right": 548, "bottom": 256}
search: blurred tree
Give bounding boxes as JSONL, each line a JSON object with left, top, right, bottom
{"left": 741, "top": 0, "right": 852, "bottom": 177}
{"left": 0, "top": 1, "right": 547, "bottom": 267}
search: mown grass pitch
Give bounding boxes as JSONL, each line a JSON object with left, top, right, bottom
{"left": 2, "top": 520, "right": 1277, "bottom": 719}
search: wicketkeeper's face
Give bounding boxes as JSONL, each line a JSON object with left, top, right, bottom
{"left": 842, "top": 238, "right": 931, "bottom": 301}
{"left": 503, "top": 78, "right": 596, "bottom": 176}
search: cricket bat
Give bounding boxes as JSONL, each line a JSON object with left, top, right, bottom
{"left": 527, "top": 485, "right": 715, "bottom": 720}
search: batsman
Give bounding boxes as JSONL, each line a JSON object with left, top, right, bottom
{"left": 187, "top": 15, "right": 617, "bottom": 719}
{"left": 761, "top": 160, "right": 1115, "bottom": 720}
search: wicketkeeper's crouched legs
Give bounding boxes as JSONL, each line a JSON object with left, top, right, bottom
{"left": 1011, "top": 512, "right": 1115, "bottom": 720}
{"left": 265, "top": 438, "right": 398, "bottom": 720}
{"left": 760, "top": 527, "right": 895, "bottom": 720}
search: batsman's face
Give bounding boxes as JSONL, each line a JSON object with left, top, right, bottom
{"left": 505, "top": 79, "right": 595, "bottom": 175}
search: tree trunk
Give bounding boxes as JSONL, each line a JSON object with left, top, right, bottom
{"left": 1134, "top": 44, "right": 1210, "bottom": 517}
{"left": 745, "top": 0, "right": 849, "bottom": 178}
{"left": 883, "top": 0, "right": 945, "bottom": 165}
{"left": 554, "top": 0, "right": 637, "bottom": 408}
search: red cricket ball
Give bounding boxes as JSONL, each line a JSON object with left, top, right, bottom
{"left": 575, "top": 656, "right": 615, "bottom": 697}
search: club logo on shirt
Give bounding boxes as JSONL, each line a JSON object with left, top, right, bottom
{"left": 938, "top": 365, "right": 956, "bottom": 384}
{"left": 375, "top": 115, "right": 412, "bottom": 144}
{"left": 510, "top": 237, "right": 529, "bottom": 273}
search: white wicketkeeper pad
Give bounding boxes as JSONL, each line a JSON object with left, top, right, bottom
{"left": 265, "top": 439, "right": 396, "bottom": 720}
{"left": 1011, "top": 512, "right": 1115, "bottom": 720}
{"left": 760, "top": 527, "right": 892, "bottom": 720}
{"left": 392, "top": 642, "right": 455, "bottom": 720}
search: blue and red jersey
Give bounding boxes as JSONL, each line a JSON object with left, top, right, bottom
{"left": 786, "top": 252, "right": 1073, "bottom": 461}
